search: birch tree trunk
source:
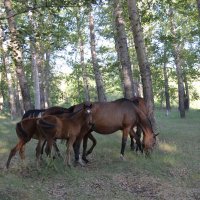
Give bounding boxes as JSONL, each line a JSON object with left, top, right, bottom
{"left": 4, "top": 0, "right": 32, "bottom": 111}
{"left": 183, "top": 72, "right": 189, "bottom": 110}
{"left": 43, "top": 50, "right": 51, "bottom": 108}
{"left": 89, "top": 8, "right": 107, "bottom": 102}
{"left": 0, "top": 25, "right": 17, "bottom": 118}
{"left": 113, "top": 0, "right": 135, "bottom": 99}
{"left": 197, "top": 0, "right": 200, "bottom": 18}
{"left": 28, "top": 11, "right": 41, "bottom": 109}
{"left": 114, "top": 35, "right": 125, "bottom": 96}
{"left": 163, "top": 45, "right": 171, "bottom": 115}
{"left": 127, "top": 0, "right": 157, "bottom": 132}
{"left": 169, "top": 8, "right": 185, "bottom": 118}
{"left": 76, "top": 13, "right": 90, "bottom": 102}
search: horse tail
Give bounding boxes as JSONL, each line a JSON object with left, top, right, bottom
{"left": 16, "top": 122, "right": 30, "bottom": 141}
{"left": 37, "top": 118, "right": 56, "bottom": 129}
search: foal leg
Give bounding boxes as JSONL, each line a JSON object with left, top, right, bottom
{"left": 52, "top": 139, "right": 62, "bottom": 158}
{"left": 82, "top": 134, "right": 89, "bottom": 163}
{"left": 65, "top": 137, "right": 76, "bottom": 167}
{"left": 120, "top": 128, "right": 130, "bottom": 160}
{"left": 6, "top": 140, "right": 26, "bottom": 169}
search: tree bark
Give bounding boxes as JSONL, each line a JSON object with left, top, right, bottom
{"left": 169, "top": 8, "right": 185, "bottom": 118}
{"left": 28, "top": 11, "right": 41, "bottom": 109}
{"left": 127, "top": 0, "right": 157, "bottom": 132}
{"left": 0, "top": 23, "right": 17, "bottom": 119}
{"left": 89, "top": 7, "right": 107, "bottom": 102}
{"left": 43, "top": 50, "right": 51, "bottom": 108}
{"left": 183, "top": 72, "right": 189, "bottom": 110}
{"left": 197, "top": 0, "right": 200, "bottom": 18}
{"left": 113, "top": 0, "right": 135, "bottom": 99}
{"left": 163, "top": 44, "right": 171, "bottom": 115}
{"left": 4, "top": 0, "right": 32, "bottom": 111}
{"left": 76, "top": 12, "right": 90, "bottom": 102}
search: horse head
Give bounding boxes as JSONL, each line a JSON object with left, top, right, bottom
{"left": 83, "top": 102, "right": 93, "bottom": 127}
{"left": 143, "top": 131, "right": 159, "bottom": 156}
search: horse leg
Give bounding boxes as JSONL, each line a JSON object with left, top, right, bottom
{"left": 135, "top": 126, "right": 143, "bottom": 153}
{"left": 6, "top": 139, "right": 26, "bottom": 169}
{"left": 19, "top": 144, "right": 25, "bottom": 160}
{"left": 130, "top": 133, "right": 135, "bottom": 151}
{"left": 65, "top": 136, "right": 76, "bottom": 167}
{"left": 82, "top": 134, "right": 89, "bottom": 163}
{"left": 120, "top": 128, "right": 130, "bottom": 160}
{"left": 52, "top": 139, "right": 62, "bottom": 158}
{"left": 36, "top": 138, "right": 43, "bottom": 168}
{"left": 73, "top": 138, "right": 85, "bottom": 167}
{"left": 86, "top": 133, "right": 97, "bottom": 156}
{"left": 41, "top": 139, "right": 47, "bottom": 156}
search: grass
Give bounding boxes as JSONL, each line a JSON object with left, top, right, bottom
{"left": 0, "top": 109, "right": 200, "bottom": 200}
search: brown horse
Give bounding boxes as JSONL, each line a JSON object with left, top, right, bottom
{"left": 129, "top": 97, "right": 150, "bottom": 152}
{"left": 20, "top": 107, "right": 67, "bottom": 159}
{"left": 37, "top": 103, "right": 93, "bottom": 167}
{"left": 75, "top": 98, "right": 158, "bottom": 163}
{"left": 6, "top": 103, "right": 92, "bottom": 168}
{"left": 6, "top": 118, "right": 46, "bottom": 169}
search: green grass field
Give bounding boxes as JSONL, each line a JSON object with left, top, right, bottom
{"left": 0, "top": 109, "right": 200, "bottom": 200}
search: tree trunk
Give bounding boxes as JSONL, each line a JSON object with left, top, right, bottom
{"left": 127, "top": 0, "right": 157, "bottom": 132}
{"left": 113, "top": 0, "right": 135, "bottom": 99}
{"left": 89, "top": 7, "right": 107, "bottom": 102}
{"left": 4, "top": 0, "right": 32, "bottom": 111}
{"left": 43, "top": 50, "right": 51, "bottom": 108}
{"left": 169, "top": 8, "right": 185, "bottom": 118}
{"left": 197, "top": 0, "right": 200, "bottom": 18}
{"left": 114, "top": 35, "right": 125, "bottom": 96}
{"left": 183, "top": 72, "right": 189, "bottom": 110}
{"left": 0, "top": 23, "right": 17, "bottom": 119}
{"left": 28, "top": 11, "right": 41, "bottom": 109}
{"left": 76, "top": 13, "right": 90, "bottom": 102}
{"left": 163, "top": 45, "right": 171, "bottom": 115}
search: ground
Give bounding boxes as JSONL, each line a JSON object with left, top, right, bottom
{"left": 0, "top": 109, "right": 200, "bottom": 200}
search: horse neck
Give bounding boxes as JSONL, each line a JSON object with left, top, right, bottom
{"left": 136, "top": 108, "right": 153, "bottom": 137}
{"left": 67, "top": 108, "right": 89, "bottom": 124}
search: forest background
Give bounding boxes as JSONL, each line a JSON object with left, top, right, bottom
{"left": 0, "top": 0, "right": 199, "bottom": 122}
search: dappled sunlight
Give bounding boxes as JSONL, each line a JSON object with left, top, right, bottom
{"left": 0, "top": 116, "right": 7, "bottom": 119}
{"left": 163, "top": 156, "right": 176, "bottom": 166}
{"left": 0, "top": 140, "right": 10, "bottom": 154}
{"left": 0, "top": 147, "right": 9, "bottom": 154}
{"left": 159, "top": 141, "right": 177, "bottom": 153}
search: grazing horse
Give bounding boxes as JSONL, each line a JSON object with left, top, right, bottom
{"left": 129, "top": 97, "right": 150, "bottom": 152}
{"left": 74, "top": 98, "right": 158, "bottom": 163}
{"left": 37, "top": 103, "right": 93, "bottom": 167}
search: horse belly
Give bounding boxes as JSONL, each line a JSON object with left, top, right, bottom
{"left": 94, "top": 124, "right": 121, "bottom": 134}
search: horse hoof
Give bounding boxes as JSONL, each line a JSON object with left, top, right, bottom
{"left": 74, "top": 160, "right": 85, "bottom": 167}
{"left": 120, "top": 154, "right": 126, "bottom": 161}
{"left": 82, "top": 157, "right": 89, "bottom": 164}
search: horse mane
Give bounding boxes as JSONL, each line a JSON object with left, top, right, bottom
{"left": 22, "top": 109, "right": 46, "bottom": 119}
{"left": 44, "top": 106, "right": 75, "bottom": 115}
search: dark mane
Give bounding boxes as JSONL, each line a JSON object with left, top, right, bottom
{"left": 44, "top": 105, "right": 75, "bottom": 115}
{"left": 22, "top": 109, "right": 46, "bottom": 119}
